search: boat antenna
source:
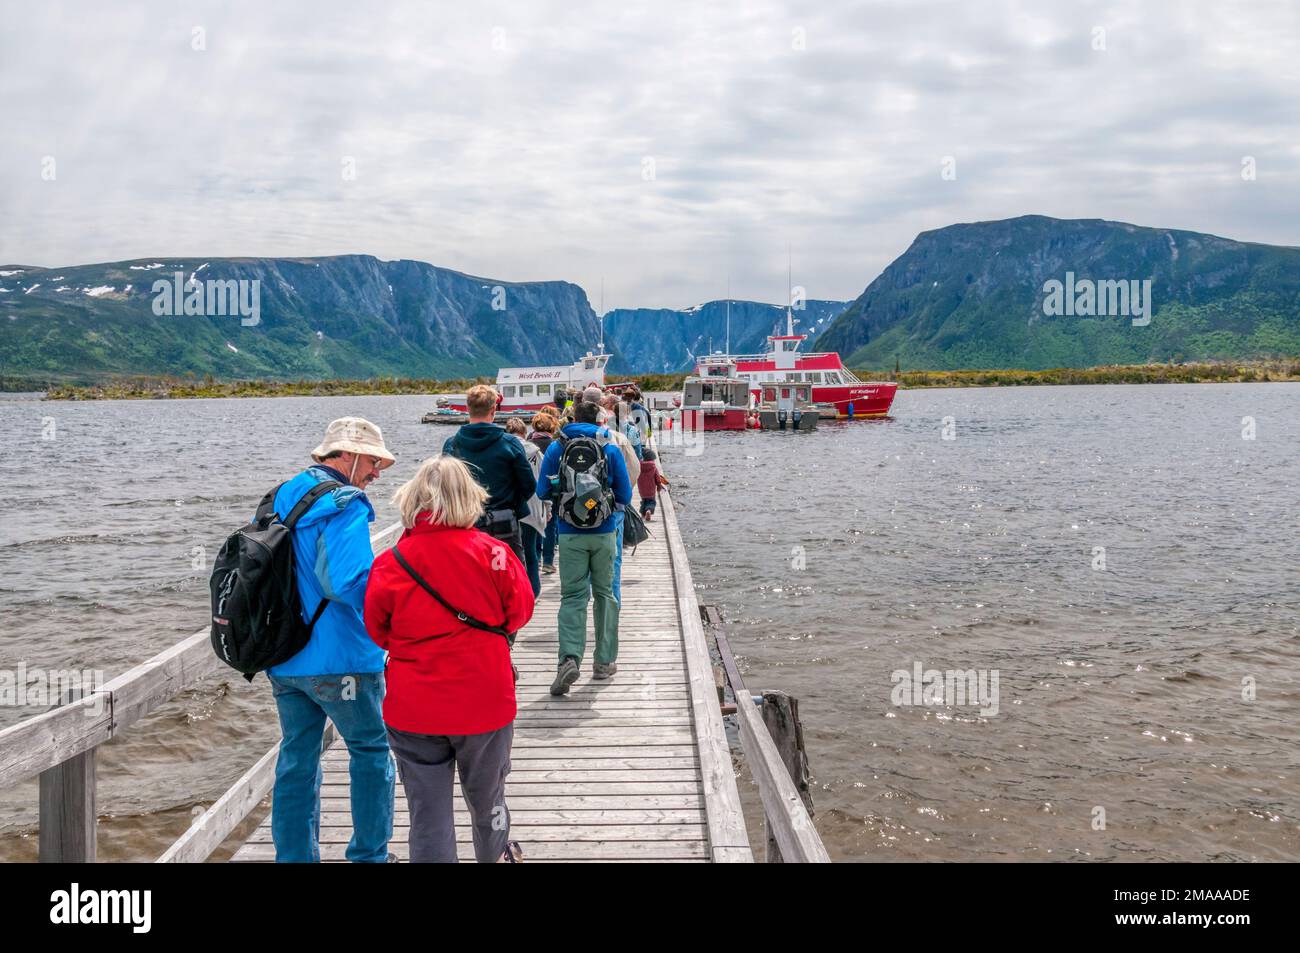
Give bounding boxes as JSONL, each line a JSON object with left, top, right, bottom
{"left": 597, "top": 277, "right": 605, "bottom": 353}
{"left": 725, "top": 275, "right": 731, "bottom": 355}
{"left": 786, "top": 246, "right": 794, "bottom": 336}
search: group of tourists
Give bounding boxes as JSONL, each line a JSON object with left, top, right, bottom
{"left": 234, "top": 382, "right": 667, "bottom": 864}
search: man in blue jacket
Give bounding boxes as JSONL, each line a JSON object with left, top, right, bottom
{"left": 443, "top": 384, "right": 536, "bottom": 564}
{"left": 268, "top": 416, "right": 396, "bottom": 863}
{"left": 536, "top": 401, "right": 632, "bottom": 695}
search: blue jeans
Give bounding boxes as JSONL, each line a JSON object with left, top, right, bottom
{"left": 269, "top": 672, "right": 394, "bottom": 863}
{"left": 542, "top": 508, "right": 558, "bottom": 567}
{"left": 611, "top": 510, "right": 624, "bottom": 602}
{"left": 521, "top": 523, "right": 541, "bottom": 597}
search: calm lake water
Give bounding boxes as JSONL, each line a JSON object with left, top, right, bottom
{"left": 0, "top": 383, "right": 1296, "bottom": 861}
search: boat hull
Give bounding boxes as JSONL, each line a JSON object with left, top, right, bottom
{"left": 444, "top": 398, "right": 554, "bottom": 415}
{"left": 680, "top": 407, "right": 748, "bottom": 431}
{"left": 808, "top": 383, "right": 897, "bottom": 418}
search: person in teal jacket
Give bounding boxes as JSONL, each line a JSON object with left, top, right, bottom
{"left": 266, "top": 416, "right": 397, "bottom": 863}
{"left": 536, "top": 402, "right": 632, "bottom": 695}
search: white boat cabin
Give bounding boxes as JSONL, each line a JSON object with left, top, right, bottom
{"left": 495, "top": 353, "right": 609, "bottom": 403}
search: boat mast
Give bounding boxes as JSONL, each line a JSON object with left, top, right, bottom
{"left": 725, "top": 276, "right": 731, "bottom": 355}
{"left": 597, "top": 277, "right": 605, "bottom": 353}
{"left": 786, "top": 246, "right": 794, "bottom": 336}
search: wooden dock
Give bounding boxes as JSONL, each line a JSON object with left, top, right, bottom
{"left": 1, "top": 454, "right": 826, "bottom": 863}
{"left": 230, "top": 488, "right": 752, "bottom": 862}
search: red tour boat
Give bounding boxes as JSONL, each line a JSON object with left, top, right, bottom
{"left": 700, "top": 306, "right": 897, "bottom": 419}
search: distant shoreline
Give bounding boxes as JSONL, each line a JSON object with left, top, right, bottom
{"left": 11, "top": 361, "right": 1299, "bottom": 400}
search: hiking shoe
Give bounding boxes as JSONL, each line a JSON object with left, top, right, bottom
{"left": 540, "top": 563, "right": 557, "bottom": 575}
{"left": 550, "top": 657, "right": 580, "bottom": 696}
{"left": 498, "top": 840, "right": 525, "bottom": 863}
{"left": 592, "top": 661, "right": 618, "bottom": 680}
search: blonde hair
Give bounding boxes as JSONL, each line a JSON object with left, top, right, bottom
{"left": 391, "top": 455, "right": 487, "bottom": 529}
{"left": 466, "top": 384, "right": 498, "bottom": 418}
{"left": 504, "top": 417, "right": 527, "bottom": 436}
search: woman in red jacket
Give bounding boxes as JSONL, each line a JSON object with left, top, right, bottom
{"left": 364, "top": 454, "right": 535, "bottom": 863}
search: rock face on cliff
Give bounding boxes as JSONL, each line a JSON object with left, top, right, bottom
{"left": 603, "top": 298, "right": 850, "bottom": 373}
{"left": 7, "top": 216, "right": 1297, "bottom": 384}
{"left": 816, "top": 215, "right": 1300, "bottom": 370}
{"left": 0, "top": 255, "right": 604, "bottom": 381}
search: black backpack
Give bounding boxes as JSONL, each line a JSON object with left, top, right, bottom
{"left": 556, "top": 432, "right": 614, "bottom": 529}
{"left": 209, "top": 479, "right": 341, "bottom": 681}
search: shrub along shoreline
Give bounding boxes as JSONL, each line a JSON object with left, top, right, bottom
{"left": 24, "top": 360, "right": 1300, "bottom": 400}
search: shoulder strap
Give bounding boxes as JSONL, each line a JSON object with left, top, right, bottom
{"left": 392, "top": 544, "right": 511, "bottom": 640}
{"left": 305, "top": 595, "right": 330, "bottom": 629}
{"left": 282, "top": 479, "right": 342, "bottom": 530}
{"left": 254, "top": 482, "right": 285, "bottom": 524}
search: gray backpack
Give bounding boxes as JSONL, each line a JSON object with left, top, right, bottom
{"left": 556, "top": 432, "right": 614, "bottom": 529}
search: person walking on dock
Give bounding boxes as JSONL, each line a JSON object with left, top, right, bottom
{"left": 267, "top": 416, "right": 397, "bottom": 863}
{"left": 443, "top": 384, "right": 536, "bottom": 565}
{"left": 595, "top": 394, "right": 639, "bottom": 603}
{"left": 364, "top": 456, "right": 535, "bottom": 863}
{"left": 626, "top": 386, "right": 653, "bottom": 443}
{"left": 505, "top": 416, "right": 547, "bottom": 597}
{"left": 536, "top": 400, "right": 632, "bottom": 695}
{"left": 529, "top": 412, "right": 561, "bottom": 574}
{"left": 637, "top": 447, "right": 670, "bottom": 521}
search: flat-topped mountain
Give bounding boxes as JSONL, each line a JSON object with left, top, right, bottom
{"left": 817, "top": 215, "right": 1300, "bottom": 370}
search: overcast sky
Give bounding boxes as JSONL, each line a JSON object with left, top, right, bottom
{"left": 1, "top": 0, "right": 1296, "bottom": 310}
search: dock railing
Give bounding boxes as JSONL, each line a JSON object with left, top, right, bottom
{"left": 654, "top": 440, "right": 830, "bottom": 864}
{"left": 0, "top": 520, "right": 404, "bottom": 862}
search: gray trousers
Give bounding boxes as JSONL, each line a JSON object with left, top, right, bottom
{"left": 387, "top": 724, "right": 513, "bottom": 863}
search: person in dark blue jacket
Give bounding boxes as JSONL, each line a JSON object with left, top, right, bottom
{"left": 443, "top": 385, "right": 537, "bottom": 564}
{"left": 268, "top": 416, "right": 397, "bottom": 863}
{"left": 536, "top": 401, "right": 632, "bottom": 695}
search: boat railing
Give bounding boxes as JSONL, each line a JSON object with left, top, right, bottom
{"left": 711, "top": 349, "right": 847, "bottom": 365}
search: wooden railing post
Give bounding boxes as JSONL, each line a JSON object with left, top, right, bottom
{"left": 760, "top": 690, "right": 814, "bottom": 863}
{"left": 38, "top": 687, "right": 97, "bottom": 862}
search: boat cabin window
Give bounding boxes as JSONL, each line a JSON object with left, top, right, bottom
{"left": 763, "top": 387, "right": 776, "bottom": 401}
{"left": 797, "top": 386, "right": 810, "bottom": 401}
{"left": 502, "top": 385, "right": 516, "bottom": 397}
{"left": 808, "top": 372, "right": 822, "bottom": 384}
{"left": 781, "top": 387, "right": 791, "bottom": 399}
{"left": 583, "top": 358, "right": 595, "bottom": 370}
{"left": 519, "top": 384, "right": 534, "bottom": 396}
{"left": 537, "top": 383, "right": 551, "bottom": 397}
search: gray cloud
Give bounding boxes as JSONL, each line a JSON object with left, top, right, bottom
{"left": 1, "top": 0, "right": 1296, "bottom": 311}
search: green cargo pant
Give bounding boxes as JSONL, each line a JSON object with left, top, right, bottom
{"left": 557, "top": 531, "right": 620, "bottom": 667}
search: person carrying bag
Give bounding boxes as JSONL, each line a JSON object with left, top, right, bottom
{"left": 364, "top": 455, "right": 535, "bottom": 863}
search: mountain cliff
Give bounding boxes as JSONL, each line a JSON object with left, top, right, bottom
{"left": 0, "top": 255, "right": 605, "bottom": 381}
{"left": 817, "top": 215, "right": 1300, "bottom": 370}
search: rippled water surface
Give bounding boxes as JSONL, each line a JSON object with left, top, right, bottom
{"left": 666, "top": 383, "right": 1300, "bottom": 861}
{"left": 1, "top": 384, "right": 1296, "bottom": 861}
